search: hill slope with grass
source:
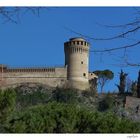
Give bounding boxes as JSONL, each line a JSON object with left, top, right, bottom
{"left": 0, "top": 83, "right": 140, "bottom": 133}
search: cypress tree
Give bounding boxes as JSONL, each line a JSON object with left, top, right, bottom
{"left": 117, "top": 69, "right": 128, "bottom": 94}
{"left": 137, "top": 71, "right": 140, "bottom": 98}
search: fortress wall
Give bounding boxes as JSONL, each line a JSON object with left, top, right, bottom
{"left": 0, "top": 67, "right": 67, "bottom": 87}
{"left": 55, "top": 67, "right": 68, "bottom": 77}
{"left": 125, "top": 96, "right": 140, "bottom": 109}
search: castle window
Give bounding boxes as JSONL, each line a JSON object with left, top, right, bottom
{"left": 81, "top": 41, "right": 83, "bottom": 45}
{"left": 81, "top": 61, "right": 83, "bottom": 64}
{"left": 77, "top": 41, "right": 79, "bottom": 45}
{"left": 83, "top": 73, "right": 86, "bottom": 77}
{"left": 84, "top": 42, "right": 86, "bottom": 46}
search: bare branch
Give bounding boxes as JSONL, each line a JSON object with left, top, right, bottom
{"left": 24, "top": 7, "right": 42, "bottom": 17}
{"left": 0, "top": 7, "right": 18, "bottom": 24}
{"left": 64, "top": 26, "right": 140, "bottom": 41}
{"left": 0, "top": 7, "right": 44, "bottom": 24}
{"left": 125, "top": 60, "right": 140, "bottom": 67}
{"left": 96, "top": 20, "right": 140, "bottom": 28}
{"left": 90, "top": 41, "right": 140, "bottom": 52}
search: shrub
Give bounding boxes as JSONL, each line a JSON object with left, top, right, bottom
{"left": 0, "top": 88, "right": 16, "bottom": 123}
{"left": 15, "top": 88, "right": 52, "bottom": 109}
{"left": 81, "top": 89, "right": 97, "bottom": 98}
{"left": 6, "top": 102, "right": 78, "bottom": 133}
{"left": 5, "top": 102, "right": 140, "bottom": 133}
{"left": 98, "top": 94, "right": 114, "bottom": 111}
{"left": 52, "top": 87, "right": 78, "bottom": 104}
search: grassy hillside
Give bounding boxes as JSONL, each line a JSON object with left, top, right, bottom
{"left": 0, "top": 83, "right": 140, "bottom": 133}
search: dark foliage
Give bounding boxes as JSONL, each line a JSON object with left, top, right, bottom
{"left": 137, "top": 71, "right": 140, "bottom": 98}
{"left": 131, "top": 81, "right": 137, "bottom": 97}
{"left": 5, "top": 102, "right": 140, "bottom": 133}
{"left": 15, "top": 85, "right": 52, "bottom": 109}
{"left": 0, "top": 88, "right": 16, "bottom": 132}
{"left": 0, "top": 88, "right": 16, "bottom": 123}
{"left": 81, "top": 89, "right": 97, "bottom": 98}
{"left": 52, "top": 87, "right": 78, "bottom": 104}
{"left": 116, "top": 70, "right": 128, "bottom": 94}
{"left": 0, "top": 86, "right": 140, "bottom": 133}
{"left": 98, "top": 94, "right": 115, "bottom": 112}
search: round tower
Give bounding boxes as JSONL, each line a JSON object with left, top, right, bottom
{"left": 64, "top": 37, "right": 90, "bottom": 90}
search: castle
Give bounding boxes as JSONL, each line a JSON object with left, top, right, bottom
{"left": 0, "top": 37, "right": 97, "bottom": 90}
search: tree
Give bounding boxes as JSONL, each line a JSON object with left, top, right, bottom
{"left": 0, "top": 7, "right": 43, "bottom": 24}
{"left": 116, "top": 70, "right": 128, "bottom": 94}
{"left": 137, "top": 70, "right": 140, "bottom": 98}
{"left": 130, "top": 81, "right": 137, "bottom": 97}
{"left": 94, "top": 69, "right": 114, "bottom": 94}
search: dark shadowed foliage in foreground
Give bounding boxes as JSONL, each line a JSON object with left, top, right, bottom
{"left": 5, "top": 102, "right": 140, "bottom": 133}
{"left": 52, "top": 87, "right": 78, "bottom": 104}
{"left": 0, "top": 87, "right": 140, "bottom": 133}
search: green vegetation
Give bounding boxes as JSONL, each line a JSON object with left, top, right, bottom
{"left": 137, "top": 71, "right": 140, "bottom": 98}
{"left": 0, "top": 86, "right": 140, "bottom": 133}
{"left": 116, "top": 70, "right": 128, "bottom": 94}
{"left": 52, "top": 87, "right": 77, "bottom": 104}
{"left": 0, "top": 89, "right": 16, "bottom": 123}
{"left": 5, "top": 102, "right": 140, "bottom": 133}
{"left": 15, "top": 87, "right": 52, "bottom": 110}
{"left": 98, "top": 94, "right": 115, "bottom": 112}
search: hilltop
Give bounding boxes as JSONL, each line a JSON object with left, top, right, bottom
{"left": 0, "top": 83, "right": 140, "bottom": 133}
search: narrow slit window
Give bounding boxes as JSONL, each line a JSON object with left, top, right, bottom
{"left": 83, "top": 73, "right": 86, "bottom": 77}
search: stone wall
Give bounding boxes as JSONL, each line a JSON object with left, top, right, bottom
{"left": 125, "top": 96, "right": 140, "bottom": 110}
{"left": 0, "top": 66, "right": 67, "bottom": 88}
{"left": 0, "top": 65, "right": 97, "bottom": 90}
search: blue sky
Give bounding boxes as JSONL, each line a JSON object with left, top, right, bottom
{"left": 0, "top": 7, "right": 140, "bottom": 92}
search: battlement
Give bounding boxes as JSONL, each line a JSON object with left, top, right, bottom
{"left": 0, "top": 65, "right": 69, "bottom": 73}
{"left": 0, "top": 64, "right": 7, "bottom": 72}
{"left": 64, "top": 38, "right": 89, "bottom": 47}
{"left": 6, "top": 67, "right": 56, "bottom": 73}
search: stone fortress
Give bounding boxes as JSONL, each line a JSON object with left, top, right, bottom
{"left": 0, "top": 37, "right": 97, "bottom": 90}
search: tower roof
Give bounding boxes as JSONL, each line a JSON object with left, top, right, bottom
{"left": 70, "top": 37, "right": 86, "bottom": 42}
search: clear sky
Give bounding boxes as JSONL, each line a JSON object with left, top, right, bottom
{"left": 0, "top": 7, "right": 140, "bottom": 92}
